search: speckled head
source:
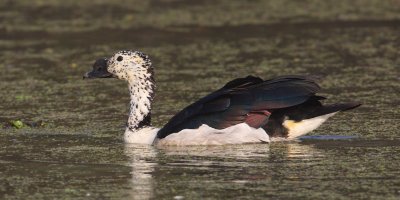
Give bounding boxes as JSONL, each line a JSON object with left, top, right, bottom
{"left": 84, "top": 50, "right": 153, "bottom": 83}
{"left": 107, "top": 50, "right": 153, "bottom": 81}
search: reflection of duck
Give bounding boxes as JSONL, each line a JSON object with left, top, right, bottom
{"left": 123, "top": 142, "right": 320, "bottom": 199}
{"left": 124, "top": 145, "right": 157, "bottom": 200}
{"left": 158, "top": 144, "right": 270, "bottom": 159}
{"left": 84, "top": 50, "right": 361, "bottom": 145}
{"left": 269, "top": 141, "right": 323, "bottom": 159}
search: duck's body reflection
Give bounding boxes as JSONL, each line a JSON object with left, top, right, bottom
{"left": 124, "top": 142, "right": 323, "bottom": 199}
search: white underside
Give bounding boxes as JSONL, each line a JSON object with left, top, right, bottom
{"left": 157, "top": 123, "right": 269, "bottom": 146}
{"left": 283, "top": 112, "right": 337, "bottom": 139}
{"left": 124, "top": 123, "right": 270, "bottom": 146}
{"left": 124, "top": 112, "right": 336, "bottom": 145}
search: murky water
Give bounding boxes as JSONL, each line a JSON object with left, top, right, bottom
{"left": 1, "top": 0, "right": 400, "bottom": 199}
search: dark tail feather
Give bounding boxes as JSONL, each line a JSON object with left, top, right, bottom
{"left": 341, "top": 102, "right": 362, "bottom": 111}
{"left": 318, "top": 102, "right": 361, "bottom": 116}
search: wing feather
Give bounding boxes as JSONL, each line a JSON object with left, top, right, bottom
{"left": 157, "top": 75, "right": 319, "bottom": 139}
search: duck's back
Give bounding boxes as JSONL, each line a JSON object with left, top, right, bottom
{"left": 157, "top": 75, "right": 322, "bottom": 140}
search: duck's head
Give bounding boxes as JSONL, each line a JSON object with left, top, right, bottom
{"left": 83, "top": 50, "right": 153, "bottom": 82}
{"left": 84, "top": 50, "right": 155, "bottom": 130}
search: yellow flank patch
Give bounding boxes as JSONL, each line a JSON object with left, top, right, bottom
{"left": 284, "top": 120, "right": 298, "bottom": 129}
{"left": 282, "top": 114, "right": 336, "bottom": 138}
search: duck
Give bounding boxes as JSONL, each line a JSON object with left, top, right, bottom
{"left": 83, "top": 50, "right": 361, "bottom": 145}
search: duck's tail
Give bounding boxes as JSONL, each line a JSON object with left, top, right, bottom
{"left": 308, "top": 102, "right": 362, "bottom": 118}
{"left": 264, "top": 100, "right": 361, "bottom": 138}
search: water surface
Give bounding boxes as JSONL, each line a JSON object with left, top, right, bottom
{"left": 1, "top": 0, "right": 399, "bottom": 199}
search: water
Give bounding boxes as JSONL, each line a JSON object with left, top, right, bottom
{"left": 1, "top": 0, "right": 400, "bottom": 199}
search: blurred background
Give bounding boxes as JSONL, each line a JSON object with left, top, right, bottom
{"left": 0, "top": 0, "right": 400, "bottom": 199}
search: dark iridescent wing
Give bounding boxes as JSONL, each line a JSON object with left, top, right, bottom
{"left": 156, "top": 75, "right": 320, "bottom": 139}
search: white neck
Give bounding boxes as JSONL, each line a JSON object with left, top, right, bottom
{"left": 126, "top": 74, "right": 155, "bottom": 131}
{"left": 124, "top": 73, "right": 159, "bottom": 144}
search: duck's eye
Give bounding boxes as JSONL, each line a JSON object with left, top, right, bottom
{"left": 117, "top": 56, "right": 123, "bottom": 62}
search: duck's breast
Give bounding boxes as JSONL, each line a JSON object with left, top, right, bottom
{"left": 125, "top": 127, "right": 159, "bottom": 144}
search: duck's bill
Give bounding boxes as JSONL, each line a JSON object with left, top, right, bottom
{"left": 83, "top": 58, "right": 114, "bottom": 79}
{"left": 83, "top": 70, "right": 113, "bottom": 79}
